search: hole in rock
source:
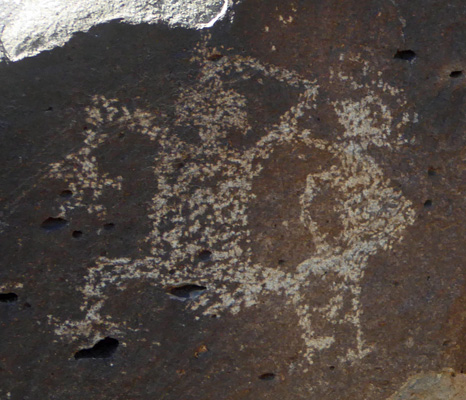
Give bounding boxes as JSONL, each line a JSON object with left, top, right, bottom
{"left": 72, "top": 230, "right": 83, "bottom": 238}
{"left": 427, "top": 167, "right": 436, "bottom": 176}
{"left": 0, "top": 293, "right": 18, "bottom": 302}
{"left": 450, "top": 70, "right": 463, "bottom": 78}
{"left": 424, "top": 199, "right": 433, "bottom": 208}
{"left": 259, "top": 373, "right": 275, "bottom": 381}
{"left": 169, "top": 284, "right": 207, "bottom": 300}
{"left": 40, "top": 217, "right": 68, "bottom": 231}
{"left": 103, "top": 223, "right": 115, "bottom": 230}
{"left": 60, "top": 189, "right": 73, "bottom": 198}
{"left": 74, "top": 337, "right": 119, "bottom": 359}
{"left": 394, "top": 50, "right": 416, "bottom": 61}
{"left": 208, "top": 53, "right": 224, "bottom": 62}
{"left": 198, "top": 249, "right": 212, "bottom": 262}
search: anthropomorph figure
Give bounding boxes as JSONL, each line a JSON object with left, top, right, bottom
{"left": 46, "top": 42, "right": 416, "bottom": 366}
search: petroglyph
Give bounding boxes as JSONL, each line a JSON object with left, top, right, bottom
{"left": 48, "top": 99, "right": 127, "bottom": 217}
{"left": 45, "top": 39, "right": 417, "bottom": 366}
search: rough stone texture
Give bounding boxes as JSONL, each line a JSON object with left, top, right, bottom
{"left": 0, "top": 0, "right": 229, "bottom": 61}
{"left": 389, "top": 371, "right": 466, "bottom": 400}
{"left": 1, "top": 1, "right": 466, "bottom": 399}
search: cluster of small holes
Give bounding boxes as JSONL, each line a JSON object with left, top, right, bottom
{"left": 44, "top": 192, "right": 117, "bottom": 241}
{"left": 393, "top": 49, "right": 464, "bottom": 79}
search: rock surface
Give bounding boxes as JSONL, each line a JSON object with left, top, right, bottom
{"left": 389, "top": 371, "right": 466, "bottom": 400}
{"left": 0, "top": 0, "right": 229, "bottom": 61}
{"left": 1, "top": 0, "right": 466, "bottom": 399}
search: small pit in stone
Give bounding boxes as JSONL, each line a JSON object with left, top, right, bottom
{"left": 259, "top": 373, "right": 276, "bottom": 381}
{"left": 427, "top": 167, "right": 436, "bottom": 176}
{"left": 72, "top": 230, "right": 83, "bottom": 238}
{"left": 394, "top": 50, "right": 416, "bottom": 61}
{"left": 103, "top": 223, "right": 115, "bottom": 231}
{"left": 198, "top": 249, "right": 212, "bottom": 262}
{"left": 450, "top": 70, "right": 463, "bottom": 78}
{"left": 424, "top": 199, "right": 433, "bottom": 208}
{"left": 74, "top": 337, "right": 119, "bottom": 359}
{"left": 60, "top": 189, "right": 73, "bottom": 198}
{"left": 0, "top": 293, "right": 18, "bottom": 303}
{"left": 168, "top": 284, "right": 207, "bottom": 300}
{"left": 207, "top": 53, "right": 224, "bottom": 62}
{"left": 40, "top": 217, "right": 68, "bottom": 231}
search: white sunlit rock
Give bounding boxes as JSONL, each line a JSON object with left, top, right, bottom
{"left": 0, "top": 0, "right": 230, "bottom": 62}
